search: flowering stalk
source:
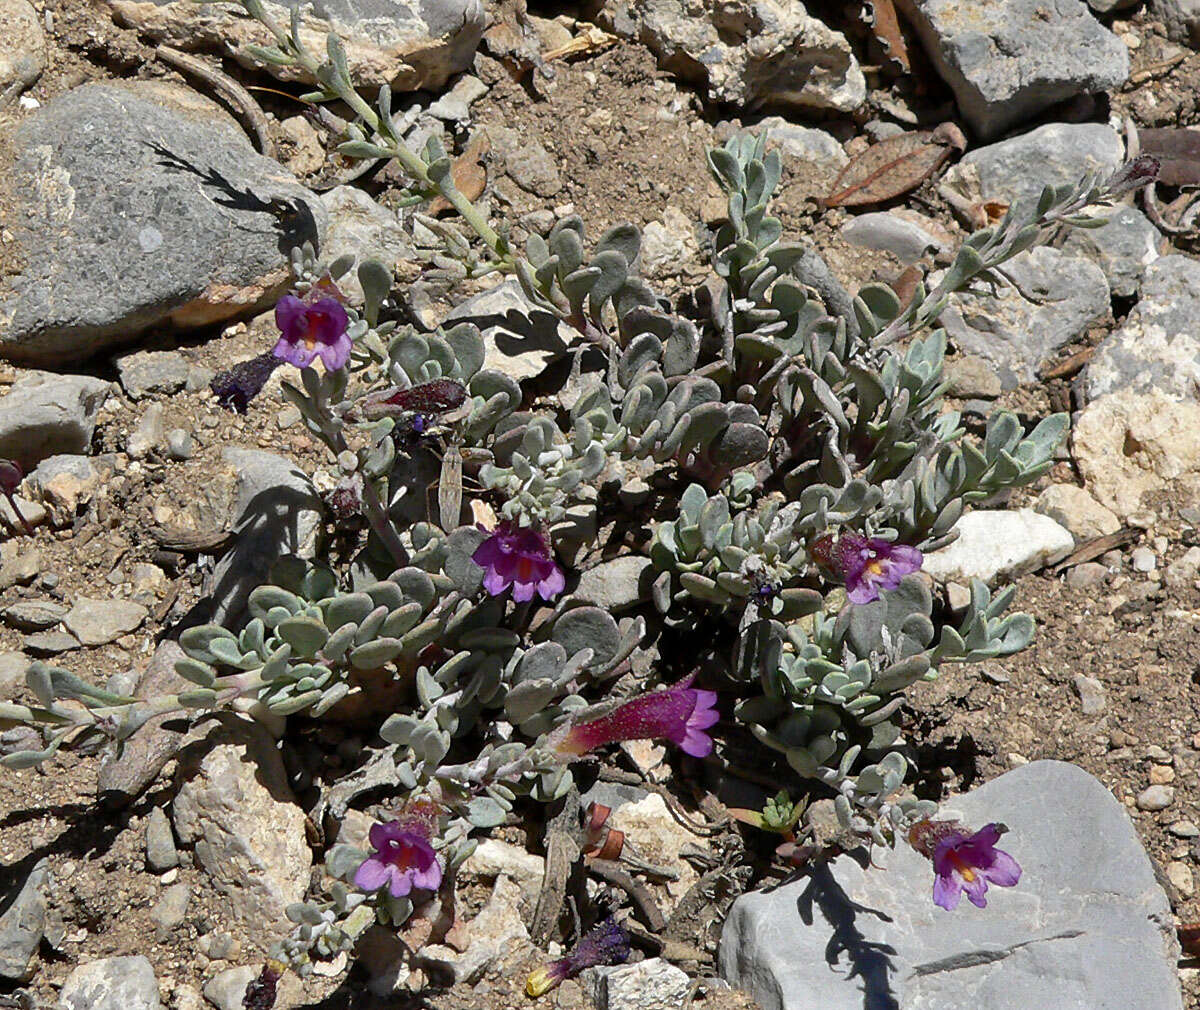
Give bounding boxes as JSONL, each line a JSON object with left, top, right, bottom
{"left": 552, "top": 675, "right": 719, "bottom": 758}
{"left": 526, "top": 917, "right": 630, "bottom": 997}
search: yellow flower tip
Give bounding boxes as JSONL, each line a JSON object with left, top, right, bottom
{"left": 525, "top": 968, "right": 556, "bottom": 998}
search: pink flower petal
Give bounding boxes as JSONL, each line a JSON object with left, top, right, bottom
{"left": 932, "top": 871, "right": 961, "bottom": 910}
{"left": 354, "top": 857, "right": 390, "bottom": 892}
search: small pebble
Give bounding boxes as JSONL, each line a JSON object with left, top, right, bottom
{"left": 1066, "top": 562, "right": 1107, "bottom": 589}
{"left": 1169, "top": 861, "right": 1194, "bottom": 898}
{"left": 166, "top": 429, "right": 195, "bottom": 461}
{"left": 1150, "top": 765, "right": 1176, "bottom": 785}
{"left": 1131, "top": 546, "right": 1157, "bottom": 573}
{"left": 1072, "top": 673, "right": 1106, "bottom": 716}
{"left": 1169, "top": 821, "right": 1200, "bottom": 839}
{"left": 1145, "top": 745, "right": 1172, "bottom": 763}
{"left": 276, "top": 405, "right": 301, "bottom": 429}
{"left": 1136, "top": 785, "right": 1175, "bottom": 811}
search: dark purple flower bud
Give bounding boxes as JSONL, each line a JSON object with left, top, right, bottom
{"left": 908, "top": 819, "right": 1021, "bottom": 911}
{"left": 210, "top": 353, "right": 282, "bottom": 414}
{"left": 1104, "top": 155, "right": 1160, "bottom": 197}
{"left": 526, "top": 917, "right": 631, "bottom": 996}
{"left": 242, "top": 961, "right": 283, "bottom": 1010}
{"left": 811, "top": 531, "right": 923, "bottom": 605}
{"left": 552, "top": 674, "right": 719, "bottom": 759}
{"left": 326, "top": 475, "right": 363, "bottom": 521}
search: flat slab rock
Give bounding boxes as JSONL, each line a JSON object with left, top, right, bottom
{"left": 720, "top": 761, "right": 1181, "bottom": 1010}
{"left": 921, "top": 509, "right": 1073, "bottom": 584}
{"left": 0, "top": 80, "right": 325, "bottom": 365}
{"left": 896, "top": 0, "right": 1127, "bottom": 138}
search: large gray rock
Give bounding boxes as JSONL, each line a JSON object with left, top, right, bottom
{"left": 896, "top": 0, "right": 1128, "bottom": 138}
{"left": 921, "top": 508, "right": 1074, "bottom": 583}
{"left": 0, "top": 372, "right": 110, "bottom": 471}
{"left": 172, "top": 719, "right": 312, "bottom": 937}
{"left": 720, "top": 761, "right": 1181, "bottom": 1010}
{"left": 1149, "top": 0, "right": 1200, "bottom": 45}
{"left": 0, "top": 0, "right": 44, "bottom": 100}
{"left": 945, "top": 123, "right": 1125, "bottom": 213}
{"left": 109, "top": 0, "right": 484, "bottom": 93}
{"left": 319, "top": 186, "right": 414, "bottom": 304}
{"left": 599, "top": 0, "right": 865, "bottom": 112}
{"left": 0, "top": 859, "right": 47, "bottom": 981}
{"left": 937, "top": 246, "right": 1109, "bottom": 388}
{"left": 0, "top": 81, "right": 325, "bottom": 365}
{"left": 206, "top": 447, "right": 323, "bottom": 625}
{"left": 1086, "top": 256, "right": 1200, "bottom": 401}
{"left": 1060, "top": 205, "right": 1161, "bottom": 298}
{"left": 58, "top": 955, "right": 163, "bottom": 1010}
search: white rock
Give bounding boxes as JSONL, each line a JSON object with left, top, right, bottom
{"left": 608, "top": 793, "right": 703, "bottom": 904}
{"left": 841, "top": 210, "right": 953, "bottom": 264}
{"left": 421, "top": 875, "right": 529, "bottom": 984}
{"left": 461, "top": 838, "right": 545, "bottom": 908}
{"left": 583, "top": 958, "right": 691, "bottom": 1010}
{"left": 753, "top": 118, "right": 847, "bottom": 169}
{"left": 58, "top": 955, "right": 162, "bottom": 1010}
{"left": 921, "top": 509, "right": 1073, "bottom": 584}
{"left": 640, "top": 206, "right": 699, "bottom": 278}
{"left": 1034, "top": 484, "right": 1120, "bottom": 543}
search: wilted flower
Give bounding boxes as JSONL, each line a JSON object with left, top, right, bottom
{"left": 272, "top": 286, "right": 351, "bottom": 371}
{"left": 354, "top": 815, "right": 443, "bottom": 899}
{"left": 210, "top": 352, "right": 282, "bottom": 414}
{"left": 0, "top": 459, "right": 31, "bottom": 535}
{"left": 811, "top": 531, "right": 923, "bottom": 605}
{"left": 553, "top": 674, "right": 719, "bottom": 759}
{"left": 471, "top": 521, "right": 565, "bottom": 603}
{"left": 908, "top": 819, "right": 1021, "bottom": 911}
{"left": 526, "top": 917, "right": 630, "bottom": 997}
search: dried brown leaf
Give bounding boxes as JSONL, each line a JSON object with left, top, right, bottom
{"left": 428, "top": 136, "right": 490, "bottom": 216}
{"left": 862, "top": 0, "right": 910, "bottom": 74}
{"left": 823, "top": 123, "right": 966, "bottom": 208}
{"left": 1135, "top": 127, "right": 1200, "bottom": 187}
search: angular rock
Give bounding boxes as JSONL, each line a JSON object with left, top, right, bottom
{"left": 98, "top": 639, "right": 188, "bottom": 805}
{"left": 58, "top": 955, "right": 163, "bottom": 1010}
{"left": 145, "top": 805, "right": 179, "bottom": 872}
{"left": 0, "top": 372, "right": 110, "bottom": 471}
{"left": 1166, "top": 547, "right": 1200, "bottom": 588}
{"left": 641, "top": 206, "right": 700, "bottom": 278}
{"left": 945, "top": 123, "right": 1124, "bottom": 213}
{"left": 319, "top": 185, "right": 415, "bottom": 304}
{"left": 420, "top": 875, "right": 529, "bottom": 983}
{"left": 487, "top": 126, "right": 562, "bottom": 198}
{"left": 441, "top": 278, "right": 572, "bottom": 384}
{"left": 1060, "top": 205, "right": 1160, "bottom": 299}
{"left": 1072, "top": 390, "right": 1200, "bottom": 518}
{"left": 720, "top": 761, "right": 1181, "bottom": 1010}
{"left": 572, "top": 556, "right": 652, "bottom": 612}
{"left": 1034, "top": 484, "right": 1120, "bottom": 543}
{"left": 921, "top": 508, "right": 1073, "bottom": 584}
{"left": 0, "top": 0, "right": 45, "bottom": 100}
{"left": 62, "top": 596, "right": 148, "bottom": 646}
{"left": 127, "top": 403, "right": 166, "bottom": 460}
{"left": 937, "top": 246, "right": 1109, "bottom": 388}
{"left": 896, "top": 0, "right": 1128, "bottom": 138}
{"left": 1086, "top": 256, "right": 1200, "bottom": 401}
{"left": 1150, "top": 0, "right": 1200, "bottom": 45}
{"left": 28, "top": 454, "right": 108, "bottom": 527}
{"left": 172, "top": 719, "right": 312, "bottom": 937}
{"left": 752, "top": 118, "right": 848, "bottom": 170}
{"left": 117, "top": 350, "right": 190, "bottom": 399}
{"left": 462, "top": 838, "right": 545, "bottom": 909}
{"left": 1073, "top": 673, "right": 1107, "bottom": 715}
{"left": 583, "top": 958, "right": 691, "bottom": 1010}
{"left": 2, "top": 599, "right": 68, "bottom": 632}
{"left": 110, "top": 0, "right": 485, "bottom": 93}
{"left": 600, "top": 0, "right": 865, "bottom": 112}
{"left": 203, "top": 965, "right": 259, "bottom": 1010}
{"left": 0, "top": 858, "right": 46, "bottom": 981}
{"left": 943, "top": 354, "right": 1002, "bottom": 399}
{"left": 608, "top": 793, "right": 703, "bottom": 906}
{"left": 841, "top": 210, "right": 953, "bottom": 264}
{"left": 150, "top": 882, "right": 190, "bottom": 936}
{"left": 205, "top": 447, "right": 323, "bottom": 625}
{"left": 0, "top": 651, "right": 26, "bottom": 695}
{"left": 0, "top": 81, "right": 325, "bottom": 365}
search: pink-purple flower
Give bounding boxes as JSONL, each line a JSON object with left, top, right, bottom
{"left": 812, "top": 531, "right": 923, "bottom": 605}
{"left": 526, "top": 917, "right": 631, "bottom": 996}
{"left": 553, "top": 675, "right": 719, "bottom": 758}
{"left": 471, "top": 521, "right": 566, "bottom": 603}
{"left": 353, "top": 819, "right": 443, "bottom": 899}
{"left": 272, "top": 287, "right": 351, "bottom": 371}
{"left": 909, "top": 819, "right": 1021, "bottom": 911}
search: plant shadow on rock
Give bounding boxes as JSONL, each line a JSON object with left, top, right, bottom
{"left": 796, "top": 856, "right": 899, "bottom": 1010}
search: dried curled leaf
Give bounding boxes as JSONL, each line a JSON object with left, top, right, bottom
{"left": 862, "top": 0, "right": 910, "bottom": 74}
{"left": 823, "top": 123, "right": 966, "bottom": 208}
{"left": 1135, "top": 128, "right": 1200, "bottom": 187}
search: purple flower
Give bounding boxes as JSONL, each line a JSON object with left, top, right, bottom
{"left": 526, "top": 917, "right": 631, "bottom": 996}
{"left": 210, "top": 352, "right": 282, "bottom": 413}
{"left": 353, "top": 820, "right": 443, "bottom": 899}
{"left": 553, "top": 675, "right": 719, "bottom": 759}
{"left": 909, "top": 820, "right": 1021, "bottom": 911}
{"left": 272, "top": 293, "right": 351, "bottom": 371}
{"left": 812, "top": 531, "right": 923, "bottom": 605}
{"left": 471, "top": 521, "right": 566, "bottom": 603}
{"left": 0, "top": 459, "right": 31, "bottom": 535}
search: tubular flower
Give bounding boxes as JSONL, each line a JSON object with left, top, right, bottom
{"left": 471, "top": 521, "right": 565, "bottom": 603}
{"left": 811, "top": 531, "right": 923, "bottom": 605}
{"left": 272, "top": 285, "right": 351, "bottom": 371}
{"left": 210, "top": 352, "right": 282, "bottom": 414}
{"left": 526, "top": 917, "right": 631, "bottom": 997}
{"left": 553, "top": 674, "right": 719, "bottom": 759}
{"left": 353, "top": 815, "right": 443, "bottom": 899}
{"left": 908, "top": 819, "right": 1021, "bottom": 911}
